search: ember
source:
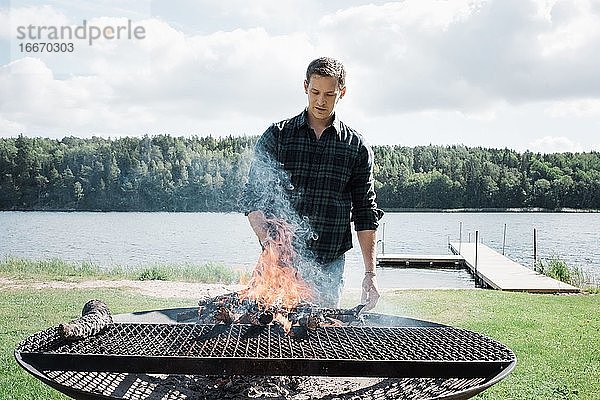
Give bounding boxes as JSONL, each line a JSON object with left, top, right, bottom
{"left": 197, "top": 292, "right": 366, "bottom": 335}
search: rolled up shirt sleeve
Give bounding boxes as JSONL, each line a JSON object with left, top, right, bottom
{"left": 350, "top": 143, "right": 384, "bottom": 231}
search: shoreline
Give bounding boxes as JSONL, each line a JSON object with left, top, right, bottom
{"left": 0, "top": 277, "right": 245, "bottom": 299}
{"left": 0, "top": 277, "right": 487, "bottom": 300}
{"left": 382, "top": 207, "right": 600, "bottom": 213}
{"left": 2, "top": 207, "right": 600, "bottom": 213}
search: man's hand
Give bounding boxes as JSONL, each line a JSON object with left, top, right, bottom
{"left": 247, "top": 210, "right": 270, "bottom": 244}
{"left": 361, "top": 273, "right": 380, "bottom": 311}
{"left": 357, "top": 230, "right": 379, "bottom": 311}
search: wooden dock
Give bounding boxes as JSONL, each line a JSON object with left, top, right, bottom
{"left": 377, "top": 254, "right": 464, "bottom": 267}
{"left": 449, "top": 242, "right": 579, "bottom": 293}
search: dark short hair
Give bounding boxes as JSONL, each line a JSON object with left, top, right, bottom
{"left": 306, "top": 57, "right": 346, "bottom": 88}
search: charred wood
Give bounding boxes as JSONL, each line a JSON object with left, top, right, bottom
{"left": 197, "top": 292, "right": 366, "bottom": 334}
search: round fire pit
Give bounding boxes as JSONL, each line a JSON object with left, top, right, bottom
{"left": 15, "top": 307, "right": 516, "bottom": 400}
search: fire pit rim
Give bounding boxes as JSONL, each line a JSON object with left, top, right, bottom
{"left": 14, "top": 306, "right": 517, "bottom": 400}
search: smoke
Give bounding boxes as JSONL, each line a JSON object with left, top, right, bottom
{"left": 242, "top": 146, "right": 328, "bottom": 302}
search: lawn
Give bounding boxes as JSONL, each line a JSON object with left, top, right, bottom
{"left": 344, "top": 289, "right": 600, "bottom": 400}
{"left": 1, "top": 284, "right": 598, "bottom": 399}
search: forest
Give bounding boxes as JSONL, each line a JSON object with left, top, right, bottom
{"left": 1, "top": 135, "right": 599, "bottom": 211}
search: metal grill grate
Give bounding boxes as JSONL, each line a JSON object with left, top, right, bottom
{"left": 42, "top": 370, "right": 491, "bottom": 400}
{"left": 17, "top": 323, "right": 515, "bottom": 379}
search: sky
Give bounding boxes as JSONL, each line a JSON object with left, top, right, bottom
{"left": 1, "top": 0, "right": 600, "bottom": 153}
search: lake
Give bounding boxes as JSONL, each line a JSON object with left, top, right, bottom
{"left": 1, "top": 211, "right": 598, "bottom": 289}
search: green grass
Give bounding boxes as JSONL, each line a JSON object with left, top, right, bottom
{"left": 536, "top": 256, "right": 599, "bottom": 293}
{"left": 343, "top": 289, "right": 600, "bottom": 399}
{"left": 0, "top": 288, "right": 194, "bottom": 400}
{"left": 1, "top": 274, "right": 599, "bottom": 399}
{"left": 0, "top": 256, "right": 246, "bottom": 284}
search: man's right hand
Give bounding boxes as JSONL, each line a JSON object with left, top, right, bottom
{"left": 247, "top": 210, "right": 270, "bottom": 244}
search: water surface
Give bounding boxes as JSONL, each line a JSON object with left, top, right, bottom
{"left": 2, "top": 211, "right": 598, "bottom": 289}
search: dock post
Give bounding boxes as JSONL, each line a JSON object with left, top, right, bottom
{"left": 533, "top": 227, "right": 537, "bottom": 271}
{"left": 475, "top": 230, "right": 479, "bottom": 287}
{"left": 502, "top": 223, "right": 507, "bottom": 255}
{"left": 468, "top": 232, "right": 471, "bottom": 243}
{"left": 382, "top": 222, "right": 386, "bottom": 255}
{"left": 458, "top": 221, "right": 462, "bottom": 254}
{"left": 377, "top": 222, "right": 386, "bottom": 255}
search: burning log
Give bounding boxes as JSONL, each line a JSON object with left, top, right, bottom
{"left": 247, "top": 310, "right": 274, "bottom": 326}
{"left": 58, "top": 299, "right": 112, "bottom": 341}
{"left": 315, "top": 304, "right": 366, "bottom": 322}
{"left": 197, "top": 292, "right": 366, "bottom": 334}
{"left": 297, "top": 314, "right": 320, "bottom": 330}
{"left": 214, "top": 307, "right": 234, "bottom": 324}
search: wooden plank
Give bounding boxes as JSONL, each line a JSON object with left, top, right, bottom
{"left": 377, "top": 254, "right": 464, "bottom": 267}
{"left": 449, "top": 242, "right": 579, "bottom": 293}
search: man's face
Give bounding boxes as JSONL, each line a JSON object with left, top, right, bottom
{"left": 304, "top": 74, "right": 346, "bottom": 123}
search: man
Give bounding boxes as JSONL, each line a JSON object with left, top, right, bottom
{"left": 244, "top": 57, "right": 383, "bottom": 310}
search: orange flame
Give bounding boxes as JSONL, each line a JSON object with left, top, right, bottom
{"left": 242, "top": 218, "right": 314, "bottom": 309}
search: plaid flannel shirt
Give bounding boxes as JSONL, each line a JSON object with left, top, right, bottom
{"left": 244, "top": 110, "right": 383, "bottom": 263}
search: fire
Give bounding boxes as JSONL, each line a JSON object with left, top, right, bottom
{"left": 241, "top": 218, "right": 314, "bottom": 310}
{"left": 273, "top": 312, "right": 293, "bottom": 333}
{"left": 196, "top": 214, "right": 365, "bottom": 334}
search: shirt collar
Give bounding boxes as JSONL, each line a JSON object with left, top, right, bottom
{"left": 300, "top": 109, "right": 342, "bottom": 139}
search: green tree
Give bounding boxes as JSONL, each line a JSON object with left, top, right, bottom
{"left": 2, "top": 136, "right": 600, "bottom": 211}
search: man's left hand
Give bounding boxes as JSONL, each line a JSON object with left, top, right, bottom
{"left": 361, "top": 274, "right": 380, "bottom": 311}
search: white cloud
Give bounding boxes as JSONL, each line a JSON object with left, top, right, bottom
{"left": 1, "top": 0, "right": 600, "bottom": 151}
{"left": 103, "top": 21, "right": 315, "bottom": 120}
{"left": 527, "top": 136, "right": 584, "bottom": 153}
{"left": 0, "top": 58, "right": 114, "bottom": 132}
{"left": 0, "top": 115, "right": 26, "bottom": 133}
{"left": 545, "top": 98, "right": 600, "bottom": 117}
{"left": 0, "top": 15, "right": 317, "bottom": 137}
{"left": 538, "top": 0, "right": 600, "bottom": 56}
{"left": 320, "top": 0, "right": 477, "bottom": 32}
{"left": 190, "top": 0, "right": 313, "bottom": 29}
{"left": 319, "top": 0, "right": 600, "bottom": 115}
{"left": 0, "top": 5, "right": 70, "bottom": 39}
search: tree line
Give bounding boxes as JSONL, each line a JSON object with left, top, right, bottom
{"left": 1, "top": 135, "right": 599, "bottom": 211}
